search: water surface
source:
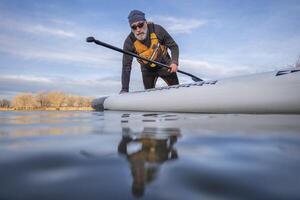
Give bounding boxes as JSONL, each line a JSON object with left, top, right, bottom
{"left": 0, "top": 111, "right": 300, "bottom": 200}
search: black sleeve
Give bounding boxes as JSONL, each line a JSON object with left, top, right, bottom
{"left": 155, "top": 24, "right": 179, "bottom": 65}
{"left": 121, "top": 36, "right": 134, "bottom": 92}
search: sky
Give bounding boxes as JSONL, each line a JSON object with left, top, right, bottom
{"left": 0, "top": 0, "right": 300, "bottom": 99}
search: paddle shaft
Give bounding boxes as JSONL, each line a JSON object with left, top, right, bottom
{"left": 92, "top": 39, "right": 203, "bottom": 82}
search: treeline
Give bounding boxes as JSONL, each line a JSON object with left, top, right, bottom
{"left": 0, "top": 99, "right": 11, "bottom": 108}
{"left": 0, "top": 91, "right": 93, "bottom": 110}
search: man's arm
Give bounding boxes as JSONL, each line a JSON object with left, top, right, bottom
{"left": 121, "top": 37, "right": 134, "bottom": 93}
{"left": 155, "top": 24, "right": 179, "bottom": 66}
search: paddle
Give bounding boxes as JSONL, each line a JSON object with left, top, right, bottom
{"left": 86, "top": 36, "right": 203, "bottom": 82}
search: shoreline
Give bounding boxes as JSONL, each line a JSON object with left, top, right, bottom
{"left": 0, "top": 107, "right": 94, "bottom": 111}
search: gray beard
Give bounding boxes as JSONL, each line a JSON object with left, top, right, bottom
{"left": 133, "top": 26, "right": 148, "bottom": 41}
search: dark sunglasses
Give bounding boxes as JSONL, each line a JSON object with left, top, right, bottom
{"left": 131, "top": 22, "right": 145, "bottom": 30}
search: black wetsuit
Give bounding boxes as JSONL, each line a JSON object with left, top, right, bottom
{"left": 122, "top": 23, "right": 179, "bottom": 92}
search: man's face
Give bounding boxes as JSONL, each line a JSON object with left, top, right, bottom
{"left": 131, "top": 21, "right": 147, "bottom": 41}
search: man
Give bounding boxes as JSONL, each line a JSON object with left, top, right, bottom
{"left": 118, "top": 127, "right": 180, "bottom": 197}
{"left": 121, "top": 10, "right": 179, "bottom": 93}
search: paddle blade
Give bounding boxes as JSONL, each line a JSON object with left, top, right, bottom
{"left": 192, "top": 77, "right": 203, "bottom": 82}
{"left": 86, "top": 36, "right": 95, "bottom": 43}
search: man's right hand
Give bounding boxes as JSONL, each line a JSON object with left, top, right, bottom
{"left": 168, "top": 63, "right": 178, "bottom": 73}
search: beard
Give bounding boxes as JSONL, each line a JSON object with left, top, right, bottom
{"left": 133, "top": 25, "right": 148, "bottom": 41}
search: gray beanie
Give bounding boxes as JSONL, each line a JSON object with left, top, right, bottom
{"left": 128, "top": 10, "right": 146, "bottom": 25}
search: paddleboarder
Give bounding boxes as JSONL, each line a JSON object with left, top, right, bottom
{"left": 118, "top": 127, "right": 180, "bottom": 197}
{"left": 121, "top": 10, "right": 180, "bottom": 93}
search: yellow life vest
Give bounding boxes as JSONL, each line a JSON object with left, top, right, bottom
{"left": 133, "top": 32, "right": 167, "bottom": 68}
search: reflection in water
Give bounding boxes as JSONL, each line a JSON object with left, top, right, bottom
{"left": 1, "top": 111, "right": 300, "bottom": 199}
{"left": 118, "top": 126, "right": 181, "bottom": 197}
{"left": 0, "top": 111, "right": 102, "bottom": 137}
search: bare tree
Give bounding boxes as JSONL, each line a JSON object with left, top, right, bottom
{"left": 47, "top": 91, "right": 66, "bottom": 108}
{"left": 0, "top": 99, "right": 11, "bottom": 108}
{"left": 84, "top": 97, "right": 93, "bottom": 107}
{"left": 35, "top": 92, "right": 51, "bottom": 107}
{"left": 74, "top": 96, "right": 93, "bottom": 107}
{"left": 76, "top": 96, "right": 85, "bottom": 107}
{"left": 12, "top": 93, "right": 37, "bottom": 109}
{"left": 65, "top": 95, "right": 77, "bottom": 107}
{"left": 1, "top": 99, "right": 11, "bottom": 108}
{"left": 10, "top": 91, "right": 93, "bottom": 109}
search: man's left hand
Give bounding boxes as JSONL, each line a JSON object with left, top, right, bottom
{"left": 168, "top": 63, "right": 178, "bottom": 73}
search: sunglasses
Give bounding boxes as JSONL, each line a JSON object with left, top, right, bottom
{"left": 131, "top": 22, "right": 145, "bottom": 30}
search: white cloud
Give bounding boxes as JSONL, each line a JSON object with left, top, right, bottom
{"left": 149, "top": 15, "right": 206, "bottom": 34}
{"left": 49, "top": 18, "right": 75, "bottom": 26}
{"left": 0, "top": 75, "right": 53, "bottom": 83}
{"left": 0, "top": 33, "right": 121, "bottom": 68}
{"left": 179, "top": 58, "right": 252, "bottom": 79}
{"left": 0, "top": 16, "right": 77, "bottom": 38}
{"left": 24, "top": 24, "right": 76, "bottom": 38}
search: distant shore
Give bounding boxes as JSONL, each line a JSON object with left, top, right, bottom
{"left": 0, "top": 107, "right": 94, "bottom": 111}
{"left": 1, "top": 91, "right": 94, "bottom": 111}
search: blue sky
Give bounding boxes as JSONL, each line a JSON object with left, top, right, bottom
{"left": 0, "top": 0, "right": 300, "bottom": 99}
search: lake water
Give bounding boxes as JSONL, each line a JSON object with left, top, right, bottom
{"left": 0, "top": 111, "right": 300, "bottom": 200}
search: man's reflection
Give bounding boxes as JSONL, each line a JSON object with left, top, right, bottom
{"left": 118, "top": 127, "right": 181, "bottom": 197}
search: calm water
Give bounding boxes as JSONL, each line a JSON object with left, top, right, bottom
{"left": 0, "top": 111, "right": 300, "bottom": 200}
